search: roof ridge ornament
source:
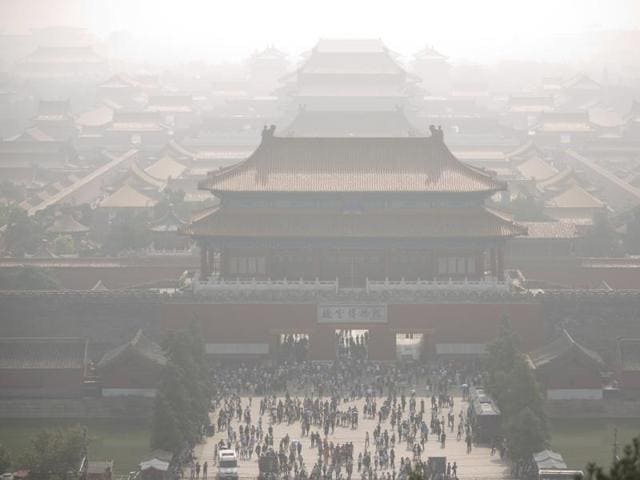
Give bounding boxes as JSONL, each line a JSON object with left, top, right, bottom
{"left": 261, "top": 124, "right": 277, "bottom": 142}
{"left": 429, "top": 124, "right": 444, "bottom": 142}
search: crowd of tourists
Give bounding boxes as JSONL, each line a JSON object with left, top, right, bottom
{"left": 188, "top": 358, "right": 488, "bottom": 480}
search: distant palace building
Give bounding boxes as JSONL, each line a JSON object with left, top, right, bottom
{"left": 186, "top": 126, "right": 525, "bottom": 288}
{"left": 280, "top": 39, "right": 422, "bottom": 137}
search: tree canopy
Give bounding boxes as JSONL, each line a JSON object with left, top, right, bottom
{"left": 587, "top": 437, "right": 640, "bottom": 480}
{"left": 19, "top": 426, "right": 87, "bottom": 480}
{"left": 0, "top": 444, "right": 11, "bottom": 474}
{"left": 0, "top": 266, "right": 60, "bottom": 290}
{"left": 151, "top": 323, "right": 211, "bottom": 453}
{"left": 485, "top": 315, "right": 548, "bottom": 464}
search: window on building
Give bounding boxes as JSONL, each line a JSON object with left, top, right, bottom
{"left": 457, "top": 257, "right": 466, "bottom": 274}
{"left": 447, "top": 257, "right": 457, "bottom": 274}
{"left": 438, "top": 257, "right": 447, "bottom": 275}
{"left": 467, "top": 257, "right": 476, "bottom": 274}
{"left": 247, "top": 257, "right": 257, "bottom": 274}
{"left": 238, "top": 257, "right": 247, "bottom": 274}
{"left": 229, "top": 256, "right": 266, "bottom": 275}
{"left": 257, "top": 257, "right": 266, "bottom": 275}
{"left": 438, "top": 256, "right": 477, "bottom": 276}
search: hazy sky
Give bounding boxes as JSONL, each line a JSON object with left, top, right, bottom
{"left": 2, "top": 0, "right": 640, "bottom": 63}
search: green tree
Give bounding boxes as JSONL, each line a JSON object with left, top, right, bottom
{"left": 20, "top": 426, "right": 87, "bottom": 480}
{"left": 151, "top": 364, "right": 191, "bottom": 452}
{"left": 505, "top": 407, "right": 548, "bottom": 463}
{"left": 485, "top": 315, "right": 548, "bottom": 463}
{"left": 102, "top": 210, "right": 152, "bottom": 255}
{"left": 0, "top": 266, "right": 60, "bottom": 290}
{"left": 624, "top": 207, "right": 640, "bottom": 255}
{"left": 0, "top": 181, "right": 25, "bottom": 203}
{"left": 3, "top": 207, "right": 45, "bottom": 256}
{"left": 582, "top": 212, "right": 616, "bottom": 257}
{"left": 53, "top": 235, "right": 76, "bottom": 255}
{"left": 0, "top": 444, "right": 11, "bottom": 474}
{"left": 586, "top": 437, "right": 640, "bottom": 480}
{"left": 506, "top": 195, "right": 549, "bottom": 221}
{"left": 151, "top": 326, "right": 211, "bottom": 453}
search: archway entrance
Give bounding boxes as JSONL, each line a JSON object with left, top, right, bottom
{"left": 276, "top": 333, "right": 309, "bottom": 363}
{"left": 396, "top": 333, "right": 425, "bottom": 361}
{"left": 335, "top": 329, "right": 369, "bottom": 360}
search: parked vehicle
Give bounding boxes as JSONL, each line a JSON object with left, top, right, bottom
{"left": 217, "top": 449, "right": 238, "bottom": 480}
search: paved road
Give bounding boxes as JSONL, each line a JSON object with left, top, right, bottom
{"left": 194, "top": 395, "right": 511, "bottom": 479}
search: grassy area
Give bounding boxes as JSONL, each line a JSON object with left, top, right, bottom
{"left": 550, "top": 418, "right": 640, "bottom": 471}
{"left": 0, "top": 419, "right": 150, "bottom": 475}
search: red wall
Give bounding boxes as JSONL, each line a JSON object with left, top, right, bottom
{"left": 162, "top": 302, "right": 544, "bottom": 361}
{"left": 0, "top": 368, "right": 84, "bottom": 397}
{"left": 100, "top": 359, "right": 162, "bottom": 389}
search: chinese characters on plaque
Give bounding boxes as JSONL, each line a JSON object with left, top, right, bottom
{"left": 317, "top": 304, "right": 387, "bottom": 323}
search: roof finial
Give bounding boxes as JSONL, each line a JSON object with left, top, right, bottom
{"left": 261, "top": 124, "right": 277, "bottom": 143}
{"left": 429, "top": 124, "right": 444, "bottom": 142}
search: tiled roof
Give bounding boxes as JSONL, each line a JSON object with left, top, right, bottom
{"left": 24, "top": 46, "right": 103, "bottom": 64}
{"left": 146, "top": 95, "right": 193, "bottom": 113}
{"left": 250, "top": 46, "right": 287, "bottom": 60}
{"left": 536, "top": 112, "right": 594, "bottom": 133}
{"left": 184, "top": 206, "right": 525, "bottom": 239}
{"left": 508, "top": 95, "right": 554, "bottom": 113}
{"left": 538, "top": 166, "right": 574, "bottom": 190}
{"left": 563, "top": 74, "right": 600, "bottom": 90}
{"left": 518, "top": 221, "right": 580, "bottom": 239}
{"left": 97, "top": 329, "right": 166, "bottom": 369}
{"left": 283, "top": 110, "right": 422, "bottom": 137}
{"left": 293, "top": 84, "right": 408, "bottom": 97}
{"left": 546, "top": 184, "right": 605, "bottom": 209}
{"left": 297, "top": 38, "right": 404, "bottom": 75}
{"left": 200, "top": 133, "right": 506, "bottom": 194}
{"left": 414, "top": 45, "right": 448, "bottom": 61}
{"left": 109, "top": 112, "right": 164, "bottom": 132}
{"left": 145, "top": 156, "right": 187, "bottom": 181}
{"left": 18, "top": 127, "right": 56, "bottom": 142}
{"left": 527, "top": 329, "right": 605, "bottom": 370}
{"left": 99, "top": 73, "right": 142, "bottom": 89}
{"left": 618, "top": 338, "right": 640, "bottom": 371}
{"left": 46, "top": 212, "right": 90, "bottom": 234}
{"left": 533, "top": 450, "right": 567, "bottom": 470}
{"left": 589, "top": 108, "right": 626, "bottom": 128}
{"left": 99, "top": 184, "right": 157, "bottom": 209}
{"left": 0, "top": 337, "right": 88, "bottom": 369}
{"left": 315, "top": 38, "right": 387, "bottom": 53}
{"left": 130, "top": 163, "right": 166, "bottom": 189}
{"left": 148, "top": 208, "right": 187, "bottom": 233}
{"left": 76, "top": 105, "right": 113, "bottom": 127}
{"left": 516, "top": 156, "right": 558, "bottom": 181}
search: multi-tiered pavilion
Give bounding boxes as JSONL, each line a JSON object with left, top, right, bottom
{"left": 187, "top": 126, "right": 525, "bottom": 288}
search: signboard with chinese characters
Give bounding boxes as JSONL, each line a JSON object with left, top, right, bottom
{"left": 317, "top": 304, "right": 387, "bottom": 323}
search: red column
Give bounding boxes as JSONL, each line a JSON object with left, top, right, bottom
{"left": 497, "top": 244, "right": 505, "bottom": 281}
{"left": 200, "top": 243, "right": 210, "bottom": 278}
{"left": 208, "top": 246, "right": 215, "bottom": 277}
{"left": 384, "top": 249, "right": 390, "bottom": 279}
{"left": 489, "top": 246, "right": 497, "bottom": 279}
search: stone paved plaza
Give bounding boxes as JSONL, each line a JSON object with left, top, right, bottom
{"left": 195, "top": 394, "right": 511, "bottom": 480}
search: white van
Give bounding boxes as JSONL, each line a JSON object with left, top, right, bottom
{"left": 217, "top": 449, "right": 238, "bottom": 480}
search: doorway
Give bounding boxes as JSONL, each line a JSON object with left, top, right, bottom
{"left": 396, "top": 333, "right": 425, "bottom": 361}
{"left": 335, "top": 329, "right": 369, "bottom": 360}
